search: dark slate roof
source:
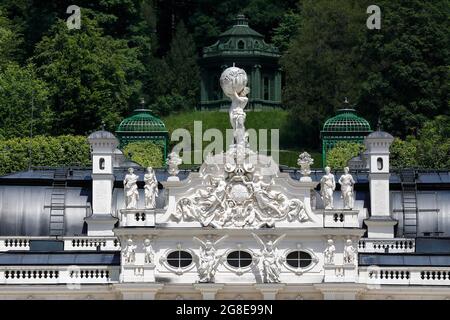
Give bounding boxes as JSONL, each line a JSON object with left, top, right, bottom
{"left": 359, "top": 254, "right": 450, "bottom": 266}
{"left": 0, "top": 252, "right": 120, "bottom": 265}
{"left": 88, "top": 130, "right": 117, "bottom": 140}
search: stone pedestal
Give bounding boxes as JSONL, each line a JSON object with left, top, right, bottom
{"left": 114, "top": 283, "right": 164, "bottom": 300}
{"left": 324, "top": 264, "right": 357, "bottom": 283}
{"left": 121, "top": 264, "right": 156, "bottom": 283}
{"left": 120, "top": 209, "right": 156, "bottom": 227}
{"left": 85, "top": 215, "right": 118, "bottom": 236}
{"left": 323, "top": 209, "right": 359, "bottom": 228}
{"left": 254, "top": 284, "right": 285, "bottom": 300}
{"left": 194, "top": 284, "right": 224, "bottom": 300}
{"left": 364, "top": 217, "right": 397, "bottom": 238}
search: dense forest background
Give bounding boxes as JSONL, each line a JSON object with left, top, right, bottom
{"left": 0, "top": 0, "right": 449, "bottom": 172}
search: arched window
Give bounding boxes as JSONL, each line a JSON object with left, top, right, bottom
{"left": 377, "top": 157, "right": 383, "bottom": 171}
{"left": 286, "top": 251, "right": 313, "bottom": 268}
{"left": 99, "top": 158, "right": 105, "bottom": 170}
{"left": 167, "top": 250, "right": 193, "bottom": 268}
{"left": 226, "top": 250, "right": 252, "bottom": 268}
{"left": 237, "top": 40, "right": 245, "bottom": 49}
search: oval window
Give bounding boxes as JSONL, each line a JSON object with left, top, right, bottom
{"left": 286, "top": 251, "right": 313, "bottom": 268}
{"left": 237, "top": 40, "right": 245, "bottom": 49}
{"left": 99, "top": 157, "right": 105, "bottom": 170}
{"left": 226, "top": 250, "right": 252, "bottom": 268}
{"left": 377, "top": 157, "right": 383, "bottom": 171}
{"left": 167, "top": 250, "right": 193, "bottom": 268}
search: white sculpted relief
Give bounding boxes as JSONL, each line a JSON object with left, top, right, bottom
{"left": 144, "top": 167, "right": 158, "bottom": 209}
{"left": 167, "top": 66, "right": 313, "bottom": 229}
{"left": 323, "top": 239, "right": 336, "bottom": 264}
{"left": 339, "top": 167, "right": 355, "bottom": 210}
{"left": 172, "top": 169, "right": 310, "bottom": 228}
{"left": 320, "top": 166, "right": 336, "bottom": 209}
{"left": 193, "top": 235, "right": 228, "bottom": 283}
{"left": 252, "top": 233, "right": 286, "bottom": 283}
{"left": 123, "top": 168, "right": 139, "bottom": 209}
{"left": 343, "top": 239, "right": 357, "bottom": 264}
{"left": 122, "top": 238, "right": 136, "bottom": 264}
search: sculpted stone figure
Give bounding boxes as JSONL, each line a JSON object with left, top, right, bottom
{"left": 343, "top": 239, "right": 357, "bottom": 264}
{"left": 167, "top": 151, "right": 182, "bottom": 178}
{"left": 193, "top": 235, "right": 228, "bottom": 283}
{"left": 320, "top": 166, "right": 336, "bottom": 209}
{"left": 339, "top": 167, "right": 355, "bottom": 209}
{"left": 123, "top": 168, "right": 139, "bottom": 209}
{"left": 122, "top": 238, "right": 136, "bottom": 264}
{"left": 244, "top": 174, "right": 282, "bottom": 217}
{"left": 144, "top": 167, "right": 158, "bottom": 209}
{"left": 323, "top": 239, "right": 336, "bottom": 264}
{"left": 252, "top": 233, "right": 286, "bottom": 283}
{"left": 143, "top": 239, "right": 155, "bottom": 264}
{"left": 220, "top": 66, "right": 249, "bottom": 148}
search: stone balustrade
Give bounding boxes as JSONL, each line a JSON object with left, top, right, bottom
{"left": 119, "top": 209, "right": 156, "bottom": 227}
{"left": 0, "top": 237, "right": 120, "bottom": 252}
{"left": 0, "top": 266, "right": 120, "bottom": 285}
{"left": 358, "top": 238, "right": 415, "bottom": 253}
{"left": 359, "top": 267, "right": 450, "bottom": 286}
{"left": 64, "top": 237, "right": 120, "bottom": 251}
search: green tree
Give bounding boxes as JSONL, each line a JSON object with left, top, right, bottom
{"left": 0, "top": 63, "right": 53, "bottom": 138}
{"left": 0, "top": 8, "right": 22, "bottom": 68}
{"left": 389, "top": 138, "right": 418, "bottom": 169}
{"left": 326, "top": 142, "right": 365, "bottom": 169}
{"left": 122, "top": 141, "right": 164, "bottom": 168}
{"left": 32, "top": 15, "right": 143, "bottom": 134}
{"left": 359, "top": 0, "right": 450, "bottom": 138}
{"left": 415, "top": 116, "right": 450, "bottom": 169}
{"left": 281, "top": 0, "right": 369, "bottom": 148}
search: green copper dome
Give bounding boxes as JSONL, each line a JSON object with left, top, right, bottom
{"left": 117, "top": 109, "right": 167, "bottom": 133}
{"left": 322, "top": 108, "right": 371, "bottom": 132}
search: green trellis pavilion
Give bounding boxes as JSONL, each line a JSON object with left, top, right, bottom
{"left": 199, "top": 14, "right": 282, "bottom": 110}
{"left": 320, "top": 100, "right": 372, "bottom": 166}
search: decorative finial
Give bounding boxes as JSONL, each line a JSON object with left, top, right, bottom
{"left": 101, "top": 121, "right": 105, "bottom": 130}
{"left": 140, "top": 97, "right": 145, "bottom": 107}
{"left": 233, "top": 62, "right": 235, "bottom": 67}
{"left": 344, "top": 97, "right": 349, "bottom": 104}
{"left": 377, "top": 117, "right": 382, "bottom": 131}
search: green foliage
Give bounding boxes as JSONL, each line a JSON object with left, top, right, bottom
{"left": 272, "top": 10, "right": 302, "bottom": 53}
{"left": 327, "top": 142, "right": 365, "bottom": 169}
{"left": 0, "top": 8, "right": 22, "bottom": 68}
{"left": 122, "top": 141, "right": 164, "bottom": 168}
{"left": 32, "top": 15, "right": 143, "bottom": 135}
{"left": 281, "top": 0, "right": 369, "bottom": 148}
{"left": 415, "top": 116, "right": 450, "bottom": 169}
{"left": 359, "top": 0, "right": 450, "bottom": 138}
{"left": 0, "top": 135, "right": 91, "bottom": 176}
{"left": 0, "top": 63, "right": 53, "bottom": 139}
{"left": 389, "top": 138, "right": 418, "bottom": 168}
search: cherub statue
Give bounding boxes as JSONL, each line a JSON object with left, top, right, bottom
{"left": 123, "top": 168, "right": 139, "bottom": 209}
{"left": 144, "top": 167, "right": 158, "bottom": 209}
{"left": 193, "top": 235, "right": 228, "bottom": 283}
{"left": 143, "top": 238, "right": 155, "bottom": 265}
{"left": 323, "top": 239, "right": 336, "bottom": 264}
{"left": 320, "top": 166, "right": 336, "bottom": 209}
{"left": 252, "top": 233, "right": 286, "bottom": 283}
{"left": 343, "top": 239, "right": 357, "bottom": 264}
{"left": 122, "top": 238, "right": 136, "bottom": 264}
